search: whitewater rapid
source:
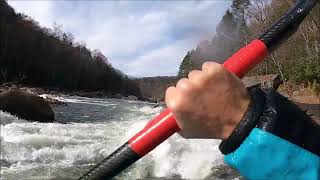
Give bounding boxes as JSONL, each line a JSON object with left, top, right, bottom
{"left": 0, "top": 95, "right": 239, "bottom": 179}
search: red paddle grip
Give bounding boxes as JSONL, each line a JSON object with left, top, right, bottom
{"left": 129, "top": 39, "right": 268, "bottom": 157}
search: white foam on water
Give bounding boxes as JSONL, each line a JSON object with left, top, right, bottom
{"left": 40, "top": 94, "right": 119, "bottom": 107}
{"left": 149, "top": 136, "right": 224, "bottom": 179}
{"left": 138, "top": 106, "right": 163, "bottom": 115}
{"left": 121, "top": 106, "right": 226, "bottom": 179}
{"left": 0, "top": 98, "right": 231, "bottom": 179}
{"left": 0, "top": 110, "right": 28, "bottom": 125}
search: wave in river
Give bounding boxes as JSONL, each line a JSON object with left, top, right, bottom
{"left": 0, "top": 96, "right": 240, "bottom": 180}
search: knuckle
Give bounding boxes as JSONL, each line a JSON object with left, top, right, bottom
{"left": 176, "top": 78, "right": 192, "bottom": 92}
{"left": 202, "top": 61, "right": 219, "bottom": 70}
{"left": 165, "top": 86, "right": 176, "bottom": 107}
{"left": 165, "top": 86, "right": 175, "bottom": 97}
{"left": 170, "top": 98, "right": 184, "bottom": 112}
{"left": 188, "top": 70, "right": 201, "bottom": 79}
{"left": 188, "top": 70, "right": 208, "bottom": 88}
{"left": 202, "top": 61, "right": 216, "bottom": 70}
{"left": 165, "top": 88, "right": 184, "bottom": 112}
{"left": 202, "top": 61, "right": 223, "bottom": 75}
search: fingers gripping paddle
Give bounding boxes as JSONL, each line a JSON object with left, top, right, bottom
{"left": 79, "top": 0, "right": 318, "bottom": 179}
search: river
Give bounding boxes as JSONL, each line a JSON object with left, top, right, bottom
{"left": 0, "top": 95, "right": 240, "bottom": 180}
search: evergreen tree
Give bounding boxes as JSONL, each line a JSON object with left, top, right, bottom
{"left": 231, "top": 0, "right": 251, "bottom": 45}
{"left": 178, "top": 51, "right": 195, "bottom": 78}
{"left": 177, "top": 9, "right": 242, "bottom": 77}
{"left": 212, "top": 10, "right": 240, "bottom": 60}
{"left": 0, "top": 0, "right": 141, "bottom": 96}
{"left": 177, "top": 0, "right": 319, "bottom": 85}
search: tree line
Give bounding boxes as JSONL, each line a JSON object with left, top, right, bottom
{"left": 178, "top": 0, "right": 319, "bottom": 88}
{"left": 1, "top": 0, "right": 318, "bottom": 97}
{"left": 0, "top": 0, "right": 140, "bottom": 96}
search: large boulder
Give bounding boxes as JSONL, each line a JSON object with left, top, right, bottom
{"left": 0, "top": 90, "right": 54, "bottom": 122}
{"left": 293, "top": 101, "right": 320, "bottom": 125}
{"left": 242, "top": 74, "right": 283, "bottom": 90}
{"left": 0, "top": 159, "right": 11, "bottom": 168}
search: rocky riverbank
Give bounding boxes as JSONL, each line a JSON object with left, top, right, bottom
{"left": 0, "top": 85, "right": 139, "bottom": 102}
{"left": 0, "top": 84, "right": 142, "bottom": 122}
{"left": 134, "top": 74, "right": 283, "bottom": 102}
{"left": 1, "top": 74, "right": 318, "bottom": 124}
{"left": 0, "top": 74, "right": 283, "bottom": 105}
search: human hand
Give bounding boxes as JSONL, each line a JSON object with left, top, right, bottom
{"left": 165, "top": 62, "right": 250, "bottom": 140}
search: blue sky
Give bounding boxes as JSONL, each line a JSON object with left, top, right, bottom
{"left": 8, "top": 1, "right": 231, "bottom": 77}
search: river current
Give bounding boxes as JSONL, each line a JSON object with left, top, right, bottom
{"left": 0, "top": 95, "right": 240, "bottom": 179}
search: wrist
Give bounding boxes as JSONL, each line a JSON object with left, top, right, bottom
{"left": 219, "top": 72, "right": 251, "bottom": 140}
{"left": 221, "top": 96, "right": 250, "bottom": 140}
{"left": 219, "top": 87, "right": 266, "bottom": 154}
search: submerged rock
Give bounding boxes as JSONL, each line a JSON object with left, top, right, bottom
{"left": 0, "top": 159, "right": 11, "bottom": 168}
{"left": 111, "top": 93, "right": 123, "bottom": 99}
{"left": 124, "top": 95, "right": 138, "bottom": 101}
{"left": 204, "top": 165, "right": 243, "bottom": 180}
{"left": 153, "top": 101, "right": 165, "bottom": 108}
{"left": 0, "top": 90, "right": 54, "bottom": 122}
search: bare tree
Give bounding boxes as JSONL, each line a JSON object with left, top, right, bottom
{"left": 270, "top": 52, "right": 285, "bottom": 83}
{"left": 1, "top": 68, "right": 8, "bottom": 82}
{"left": 14, "top": 72, "right": 27, "bottom": 85}
{"left": 246, "top": 0, "right": 269, "bottom": 24}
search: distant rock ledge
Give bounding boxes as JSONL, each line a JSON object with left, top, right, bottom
{"left": 134, "top": 74, "right": 283, "bottom": 102}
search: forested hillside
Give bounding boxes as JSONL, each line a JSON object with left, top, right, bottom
{"left": 0, "top": 0, "right": 140, "bottom": 96}
{"left": 178, "top": 0, "right": 319, "bottom": 89}
{"left": 1, "top": 0, "right": 318, "bottom": 100}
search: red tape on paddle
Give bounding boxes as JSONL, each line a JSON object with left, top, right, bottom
{"left": 129, "top": 39, "right": 268, "bottom": 157}
{"left": 223, "top": 39, "right": 268, "bottom": 78}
